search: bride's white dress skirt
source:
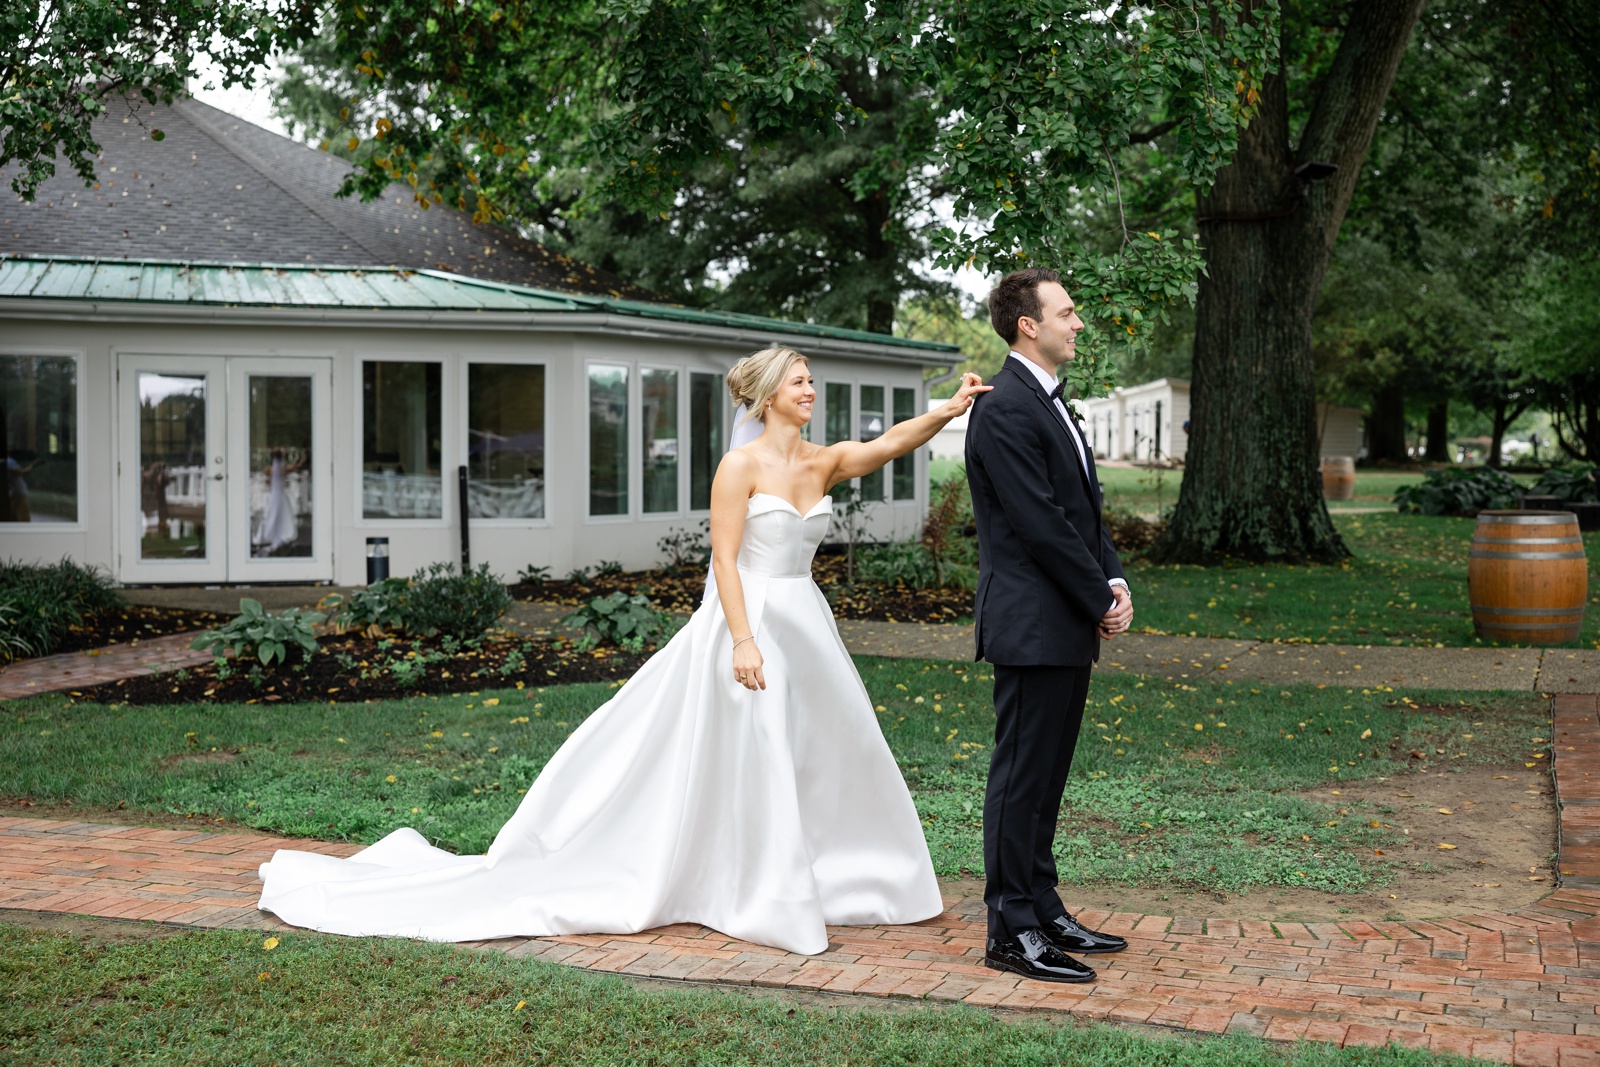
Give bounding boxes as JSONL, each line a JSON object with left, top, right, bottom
{"left": 257, "top": 495, "right": 943, "bottom": 955}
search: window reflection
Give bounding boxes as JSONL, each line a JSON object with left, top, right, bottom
{"left": 893, "top": 387, "right": 916, "bottom": 501}
{"left": 248, "top": 375, "right": 313, "bottom": 558}
{"left": 138, "top": 372, "right": 207, "bottom": 559}
{"left": 860, "top": 385, "right": 885, "bottom": 501}
{"left": 468, "top": 364, "right": 545, "bottom": 519}
{"left": 589, "top": 364, "right": 629, "bottom": 516}
{"left": 363, "top": 362, "right": 442, "bottom": 519}
{"left": 689, "top": 372, "right": 721, "bottom": 511}
{"left": 1, "top": 355, "right": 77, "bottom": 523}
{"left": 642, "top": 369, "right": 678, "bottom": 513}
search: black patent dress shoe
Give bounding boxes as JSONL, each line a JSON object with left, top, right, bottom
{"left": 984, "top": 929, "right": 1096, "bottom": 983}
{"left": 1043, "top": 913, "right": 1127, "bottom": 955}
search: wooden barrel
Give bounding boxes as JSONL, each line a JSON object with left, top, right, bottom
{"left": 1468, "top": 510, "right": 1588, "bottom": 644}
{"left": 1320, "top": 456, "right": 1355, "bottom": 501}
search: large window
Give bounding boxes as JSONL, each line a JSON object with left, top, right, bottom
{"left": 642, "top": 368, "right": 679, "bottom": 513}
{"left": 824, "top": 382, "right": 852, "bottom": 445}
{"left": 589, "top": 364, "right": 629, "bottom": 516}
{"left": 363, "top": 361, "right": 442, "bottom": 519}
{"left": 689, "top": 372, "right": 721, "bottom": 511}
{"left": 859, "top": 385, "right": 886, "bottom": 501}
{"left": 2, "top": 355, "right": 77, "bottom": 523}
{"left": 892, "top": 386, "right": 916, "bottom": 501}
{"left": 468, "top": 363, "right": 545, "bottom": 519}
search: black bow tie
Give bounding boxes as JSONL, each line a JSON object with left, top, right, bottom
{"left": 1049, "top": 379, "right": 1068, "bottom": 402}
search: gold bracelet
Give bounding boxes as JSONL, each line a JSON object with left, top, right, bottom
{"left": 732, "top": 635, "right": 756, "bottom": 650}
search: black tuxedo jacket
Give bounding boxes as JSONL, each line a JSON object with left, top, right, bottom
{"left": 964, "top": 360, "right": 1125, "bottom": 667}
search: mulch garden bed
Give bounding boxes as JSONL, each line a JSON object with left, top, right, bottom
{"left": 513, "top": 552, "right": 974, "bottom": 624}
{"left": 74, "top": 630, "right": 653, "bottom": 707}
{"left": 46, "top": 605, "right": 228, "bottom": 657}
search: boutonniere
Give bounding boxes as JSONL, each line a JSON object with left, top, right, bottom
{"left": 1064, "top": 399, "right": 1084, "bottom": 422}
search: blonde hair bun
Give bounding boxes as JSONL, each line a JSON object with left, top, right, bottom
{"left": 726, "top": 346, "right": 807, "bottom": 425}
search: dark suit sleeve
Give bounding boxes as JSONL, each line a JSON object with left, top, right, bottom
{"left": 969, "top": 396, "right": 1114, "bottom": 624}
{"left": 1100, "top": 522, "right": 1125, "bottom": 585}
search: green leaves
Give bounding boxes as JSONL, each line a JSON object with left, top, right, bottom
{"left": 1, "top": 0, "right": 280, "bottom": 200}
{"left": 191, "top": 599, "right": 325, "bottom": 667}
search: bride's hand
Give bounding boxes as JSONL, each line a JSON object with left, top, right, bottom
{"left": 732, "top": 640, "right": 766, "bottom": 691}
{"left": 936, "top": 372, "right": 993, "bottom": 418}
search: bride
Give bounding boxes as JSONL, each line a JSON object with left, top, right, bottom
{"left": 258, "top": 347, "right": 990, "bottom": 955}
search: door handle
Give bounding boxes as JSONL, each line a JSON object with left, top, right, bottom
{"left": 211, "top": 474, "right": 225, "bottom": 481}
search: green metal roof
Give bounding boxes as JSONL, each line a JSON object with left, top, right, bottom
{"left": 0, "top": 255, "right": 960, "bottom": 356}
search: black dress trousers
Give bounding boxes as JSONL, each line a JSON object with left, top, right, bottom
{"left": 982, "top": 662, "right": 1092, "bottom": 941}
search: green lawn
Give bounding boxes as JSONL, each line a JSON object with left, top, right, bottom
{"left": 937, "top": 465, "right": 1438, "bottom": 516}
{"left": 924, "top": 465, "right": 1594, "bottom": 647}
{"left": 4, "top": 664, "right": 1545, "bottom": 896}
{"left": 1095, "top": 466, "right": 1441, "bottom": 515}
{"left": 1124, "top": 512, "right": 1600, "bottom": 647}
{"left": 0, "top": 922, "right": 1476, "bottom": 1067}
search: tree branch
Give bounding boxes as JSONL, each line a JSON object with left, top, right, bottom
{"left": 1128, "top": 119, "right": 1179, "bottom": 145}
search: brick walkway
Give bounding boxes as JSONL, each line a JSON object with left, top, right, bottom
{"left": 1, "top": 693, "right": 1597, "bottom": 1062}
{"left": 0, "top": 632, "right": 211, "bottom": 701}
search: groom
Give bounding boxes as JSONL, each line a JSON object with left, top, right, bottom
{"left": 964, "top": 268, "right": 1133, "bottom": 983}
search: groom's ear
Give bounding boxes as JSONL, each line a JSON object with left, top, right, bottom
{"left": 1016, "top": 315, "right": 1040, "bottom": 340}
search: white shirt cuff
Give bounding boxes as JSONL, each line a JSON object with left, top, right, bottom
{"left": 1109, "top": 578, "right": 1129, "bottom": 593}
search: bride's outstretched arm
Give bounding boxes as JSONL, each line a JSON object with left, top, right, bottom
{"left": 825, "top": 372, "right": 991, "bottom": 487}
{"left": 709, "top": 450, "right": 766, "bottom": 691}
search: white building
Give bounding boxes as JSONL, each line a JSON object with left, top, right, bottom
{"left": 1079, "top": 379, "right": 1364, "bottom": 463}
{"left": 0, "top": 100, "right": 955, "bottom": 586}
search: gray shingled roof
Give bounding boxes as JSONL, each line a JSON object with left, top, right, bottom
{"left": 0, "top": 96, "right": 657, "bottom": 300}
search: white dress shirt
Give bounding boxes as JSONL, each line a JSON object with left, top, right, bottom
{"left": 1006, "top": 352, "right": 1130, "bottom": 605}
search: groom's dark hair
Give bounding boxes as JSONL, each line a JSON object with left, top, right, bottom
{"left": 988, "top": 268, "right": 1062, "bottom": 345}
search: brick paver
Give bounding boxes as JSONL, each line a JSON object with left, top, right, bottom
{"left": 0, "top": 633, "right": 211, "bottom": 700}
{"left": 5, "top": 609, "right": 1599, "bottom": 1062}
{"left": 1, "top": 694, "right": 1598, "bottom": 1062}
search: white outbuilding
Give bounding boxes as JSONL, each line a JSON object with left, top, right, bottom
{"left": 0, "top": 100, "right": 956, "bottom": 586}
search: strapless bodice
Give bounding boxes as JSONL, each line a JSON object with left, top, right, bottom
{"left": 737, "top": 494, "right": 832, "bottom": 578}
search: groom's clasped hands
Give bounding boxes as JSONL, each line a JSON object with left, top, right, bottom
{"left": 1098, "top": 585, "right": 1133, "bottom": 640}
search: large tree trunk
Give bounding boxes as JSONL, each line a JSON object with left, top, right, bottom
{"left": 1151, "top": 0, "right": 1426, "bottom": 564}
{"left": 1424, "top": 401, "right": 1450, "bottom": 463}
{"left": 1366, "top": 381, "right": 1409, "bottom": 463}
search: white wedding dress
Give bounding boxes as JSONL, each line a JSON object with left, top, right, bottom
{"left": 257, "top": 493, "right": 943, "bottom": 955}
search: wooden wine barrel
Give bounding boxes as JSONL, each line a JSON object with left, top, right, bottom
{"left": 1320, "top": 456, "right": 1355, "bottom": 501}
{"left": 1468, "top": 510, "right": 1588, "bottom": 644}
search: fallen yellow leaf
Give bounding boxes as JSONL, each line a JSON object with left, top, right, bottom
{"left": 483, "top": 698, "right": 500, "bottom": 706}
{"left": 385, "top": 775, "right": 397, "bottom": 783}
{"left": 1437, "top": 843, "right": 1457, "bottom": 850}
{"left": 514, "top": 1000, "right": 527, "bottom": 1011}
{"left": 263, "top": 937, "right": 279, "bottom": 950}
{"left": 1438, "top": 808, "right": 1453, "bottom": 815}
{"left": 1360, "top": 729, "right": 1371, "bottom": 740}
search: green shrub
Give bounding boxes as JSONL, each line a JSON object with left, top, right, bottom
{"left": 1393, "top": 466, "right": 1520, "bottom": 516}
{"left": 857, "top": 542, "right": 940, "bottom": 588}
{"left": 657, "top": 523, "right": 711, "bottom": 573}
{"left": 0, "top": 557, "right": 124, "bottom": 659}
{"left": 563, "top": 591, "right": 675, "bottom": 651}
{"left": 331, "top": 577, "right": 412, "bottom": 635}
{"left": 516, "top": 564, "right": 552, "bottom": 586}
{"left": 1529, "top": 462, "right": 1598, "bottom": 503}
{"left": 190, "top": 598, "right": 324, "bottom": 667}
{"left": 0, "top": 601, "right": 40, "bottom": 662}
{"left": 405, "top": 562, "right": 512, "bottom": 640}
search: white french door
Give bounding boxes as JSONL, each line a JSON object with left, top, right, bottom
{"left": 118, "top": 355, "right": 333, "bottom": 584}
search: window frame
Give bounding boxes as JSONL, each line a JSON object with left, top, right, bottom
{"left": 0, "top": 347, "right": 87, "bottom": 532}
